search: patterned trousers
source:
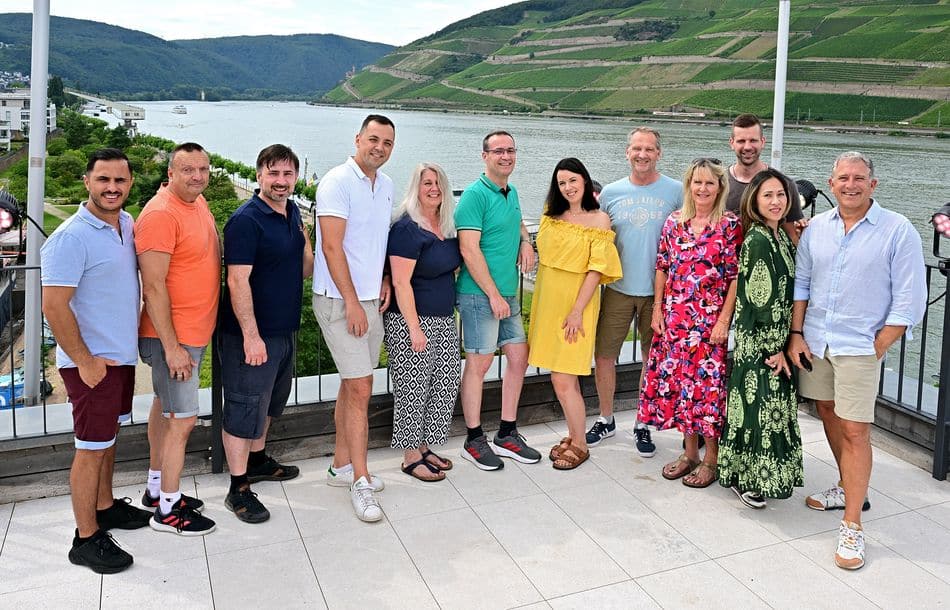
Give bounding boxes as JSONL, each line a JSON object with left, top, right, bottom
{"left": 384, "top": 312, "right": 461, "bottom": 449}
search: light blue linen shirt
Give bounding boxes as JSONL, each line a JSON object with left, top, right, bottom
{"left": 794, "top": 200, "right": 927, "bottom": 357}
{"left": 40, "top": 204, "right": 140, "bottom": 368}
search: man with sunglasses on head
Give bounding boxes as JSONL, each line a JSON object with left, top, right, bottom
{"left": 589, "top": 127, "right": 682, "bottom": 458}
{"left": 456, "top": 130, "right": 541, "bottom": 471}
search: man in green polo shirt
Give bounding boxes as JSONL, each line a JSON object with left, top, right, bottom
{"left": 455, "top": 130, "right": 541, "bottom": 471}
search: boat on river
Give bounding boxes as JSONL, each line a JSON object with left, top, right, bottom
{"left": 172, "top": 105, "right": 187, "bottom": 114}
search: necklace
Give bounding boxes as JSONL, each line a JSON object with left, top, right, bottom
{"left": 567, "top": 208, "right": 584, "bottom": 216}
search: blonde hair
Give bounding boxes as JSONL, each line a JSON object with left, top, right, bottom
{"left": 679, "top": 159, "right": 729, "bottom": 225}
{"left": 392, "top": 162, "right": 457, "bottom": 238}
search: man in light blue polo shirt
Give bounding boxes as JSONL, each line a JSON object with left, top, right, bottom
{"left": 455, "top": 130, "right": 541, "bottom": 471}
{"left": 788, "top": 151, "right": 926, "bottom": 571}
{"left": 41, "top": 148, "right": 151, "bottom": 574}
{"left": 589, "top": 127, "right": 682, "bottom": 457}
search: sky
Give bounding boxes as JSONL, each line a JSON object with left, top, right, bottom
{"left": 0, "top": 1, "right": 516, "bottom": 46}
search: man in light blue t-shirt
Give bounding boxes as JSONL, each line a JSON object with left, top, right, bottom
{"left": 588, "top": 127, "right": 683, "bottom": 457}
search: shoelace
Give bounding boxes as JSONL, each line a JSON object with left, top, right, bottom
{"left": 839, "top": 525, "right": 864, "bottom": 552}
{"left": 353, "top": 484, "right": 379, "bottom": 510}
{"left": 634, "top": 427, "right": 650, "bottom": 440}
{"left": 95, "top": 532, "right": 123, "bottom": 556}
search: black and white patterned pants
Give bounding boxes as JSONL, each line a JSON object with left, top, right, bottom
{"left": 384, "top": 312, "right": 461, "bottom": 449}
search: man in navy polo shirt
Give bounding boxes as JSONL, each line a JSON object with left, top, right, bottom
{"left": 219, "top": 144, "right": 314, "bottom": 523}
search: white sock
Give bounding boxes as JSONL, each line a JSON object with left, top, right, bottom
{"left": 634, "top": 421, "right": 646, "bottom": 430}
{"left": 159, "top": 490, "right": 181, "bottom": 515}
{"left": 332, "top": 463, "right": 353, "bottom": 474}
{"left": 599, "top": 415, "right": 614, "bottom": 424}
{"left": 147, "top": 469, "right": 162, "bottom": 498}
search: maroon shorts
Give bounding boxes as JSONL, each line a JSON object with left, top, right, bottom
{"left": 60, "top": 365, "right": 135, "bottom": 450}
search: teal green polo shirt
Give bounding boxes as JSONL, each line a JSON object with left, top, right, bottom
{"left": 454, "top": 174, "right": 523, "bottom": 297}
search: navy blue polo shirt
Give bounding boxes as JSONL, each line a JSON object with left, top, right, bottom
{"left": 388, "top": 215, "right": 461, "bottom": 317}
{"left": 220, "top": 192, "right": 306, "bottom": 336}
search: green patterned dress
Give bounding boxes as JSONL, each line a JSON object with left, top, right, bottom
{"left": 718, "top": 223, "right": 803, "bottom": 498}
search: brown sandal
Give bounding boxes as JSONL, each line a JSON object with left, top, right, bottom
{"left": 549, "top": 437, "right": 573, "bottom": 462}
{"left": 682, "top": 461, "right": 717, "bottom": 488}
{"left": 401, "top": 458, "right": 446, "bottom": 482}
{"left": 552, "top": 444, "right": 589, "bottom": 470}
{"left": 662, "top": 454, "right": 700, "bottom": 480}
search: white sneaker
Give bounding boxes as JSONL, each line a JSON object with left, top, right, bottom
{"left": 835, "top": 520, "right": 865, "bottom": 570}
{"left": 327, "top": 466, "right": 384, "bottom": 491}
{"left": 806, "top": 485, "right": 870, "bottom": 511}
{"left": 350, "top": 476, "right": 383, "bottom": 523}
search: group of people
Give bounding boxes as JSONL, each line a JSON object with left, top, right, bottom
{"left": 41, "top": 112, "right": 927, "bottom": 576}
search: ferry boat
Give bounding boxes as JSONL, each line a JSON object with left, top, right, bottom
{"left": 172, "top": 105, "right": 187, "bottom": 114}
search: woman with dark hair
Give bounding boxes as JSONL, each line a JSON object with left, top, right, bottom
{"left": 528, "top": 158, "right": 622, "bottom": 469}
{"left": 718, "top": 168, "right": 803, "bottom": 508}
{"left": 639, "top": 158, "right": 743, "bottom": 488}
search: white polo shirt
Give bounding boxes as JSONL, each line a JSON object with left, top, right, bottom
{"left": 312, "top": 157, "right": 394, "bottom": 300}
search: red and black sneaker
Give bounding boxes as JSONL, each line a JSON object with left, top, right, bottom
{"left": 492, "top": 432, "right": 542, "bottom": 464}
{"left": 141, "top": 491, "right": 205, "bottom": 513}
{"left": 460, "top": 435, "right": 504, "bottom": 471}
{"left": 150, "top": 505, "right": 216, "bottom": 536}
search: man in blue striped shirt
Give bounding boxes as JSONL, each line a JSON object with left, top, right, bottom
{"left": 788, "top": 151, "right": 927, "bottom": 571}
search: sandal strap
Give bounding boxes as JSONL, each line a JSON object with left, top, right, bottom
{"left": 404, "top": 457, "right": 440, "bottom": 474}
{"left": 555, "top": 444, "right": 589, "bottom": 465}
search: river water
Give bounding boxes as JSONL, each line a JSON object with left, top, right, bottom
{"left": 126, "top": 101, "right": 948, "bottom": 393}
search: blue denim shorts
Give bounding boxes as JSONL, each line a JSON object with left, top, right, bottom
{"left": 457, "top": 293, "right": 526, "bottom": 355}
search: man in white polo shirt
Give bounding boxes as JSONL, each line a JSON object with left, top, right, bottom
{"left": 312, "top": 114, "right": 394, "bottom": 522}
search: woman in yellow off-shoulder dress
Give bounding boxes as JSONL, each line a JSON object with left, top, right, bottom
{"left": 528, "top": 158, "right": 622, "bottom": 470}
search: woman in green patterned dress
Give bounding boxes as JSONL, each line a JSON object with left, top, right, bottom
{"left": 718, "top": 169, "right": 804, "bottom": 508}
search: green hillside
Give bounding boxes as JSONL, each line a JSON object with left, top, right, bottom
{"left": 325, "top": 0, "right": 950, "bottom": 127}
{"left": 0, "top": 14, "right": 393, "bottom": 99}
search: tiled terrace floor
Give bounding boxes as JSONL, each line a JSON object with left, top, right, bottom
{"left": 2, "top": 409, "right": 949, "bottom": 609}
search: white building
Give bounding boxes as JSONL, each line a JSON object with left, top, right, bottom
{"left": 0, "top": 119, "right": 10, "bottom": 151}
{"left": 0, "top": 90, "right": 57, "bottom": 145}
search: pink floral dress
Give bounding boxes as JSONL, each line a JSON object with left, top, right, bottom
{"left": 638, "top": 211, "right": 743, "bottom": 438}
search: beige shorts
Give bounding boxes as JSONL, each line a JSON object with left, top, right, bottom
{"left": 594, "top": 288, "right": 654, "bottom": 361}
{"left": 312, "top": 294, "right": 384, "bottom": 379}
{"left": 798, "top": 348, "right": 881, "bottom": 423}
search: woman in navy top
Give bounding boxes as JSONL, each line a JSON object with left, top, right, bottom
{"left": 386, "top": 163, "right": 462, "bottom": 482}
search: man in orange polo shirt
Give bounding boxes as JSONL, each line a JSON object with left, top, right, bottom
{"left": 136, "top": 142, "right": 219, "bottom": 536}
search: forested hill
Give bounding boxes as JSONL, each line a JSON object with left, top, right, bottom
{"left": 325, "top": 0, "right": 950, "bottom": 127}
{"left": 0, "top": 14, "right": 393, "bottom": 99}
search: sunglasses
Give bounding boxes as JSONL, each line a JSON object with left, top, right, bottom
{"left": 692, "top": 157, "right": 722, "bottom": 166}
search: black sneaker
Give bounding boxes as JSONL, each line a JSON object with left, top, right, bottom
{"left": 585, "top": 417, "right": 616, "bottom": 447}
{"left": 246, "top": 455, "right": 300, "bottom": 483}
{"left": 492, "top": 431, "right": 542, "bottom": 464}
{"left": 225, "top": 486, "right": 271, "bottom": 523}
{"left": 150, "top": 505, "right": 216, "bottom": 536}
{"left": 68, "top": 529, "right": 133, "bottom": 574}
{"left": 635, "top": 427, "right": 656, "bottom": 458}
{"left": 96, "top": 497, "right": 153, "bottom": 531}
{"left": 461, "top": 435, "right": 504, "bottom": 471}
{"left": 141, "top": 490, "right": 205, "bottom": 513}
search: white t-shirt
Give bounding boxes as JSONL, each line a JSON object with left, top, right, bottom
{"left": 312, "top": 157, "right": 394, "bottom": 300}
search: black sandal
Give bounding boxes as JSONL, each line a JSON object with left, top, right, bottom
{"left": 401, "top": 458, "right": 445, "bottom": 482}
{"left": 421, "top": 449, "right": 453, "bottom": 471}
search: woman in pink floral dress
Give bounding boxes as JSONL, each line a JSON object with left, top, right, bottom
{"left": 638, "top": 158, "right": 743, "bottom": 488}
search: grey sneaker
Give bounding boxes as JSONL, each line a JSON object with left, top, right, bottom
{"left": 461, "top": 435, "right": 504, "bottom": 471}
{"left": 585, "top": 416, "right": 616, "bottom": 447}
{"left": 492, "top": 432, "right": 542, "bottom": 464}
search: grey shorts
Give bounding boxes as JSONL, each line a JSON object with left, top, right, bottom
{"left": 139, "top": 337, "right": 206, "bottom": 418}
{"left": 312, "top": 294, "right": 384, "bottom": 379}
{"left": 219, "top": 331, "right": 295, "bottom": 440}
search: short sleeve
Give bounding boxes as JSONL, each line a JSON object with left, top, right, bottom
{"left": 40, "top": 231, "right": 85, "bottom": 287}
{"left": 223, "top": 212, "right": 259, "bottom": 265}
{"left": 134, "top": 209, "right": 178, "bottom": 255}
{"left": 655, "top": 215, "right": 676, "bottom": 272}
{"left": 315, "top": 170, "right": 351, "bottom": 220}
{"left": 589, "top": 238, "right": 623, "bottom": 285}
{"left": 387, "top": 219, "right": 423, "bottom": 260}
{"left": 454, "top": 189, "right": 485, "bottom": 232}
{"left": 784, "top": 176, "right": 804, "bottom": 222}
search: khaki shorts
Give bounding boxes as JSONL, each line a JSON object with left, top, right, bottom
{"left": 312, "top": 294, "right": 384, "bottom": 379}
{"left": 594, "top": 288, "right": 654, "bottom": 361}
{"left": 798, "top": 348, "right": 881, "bottom": 423}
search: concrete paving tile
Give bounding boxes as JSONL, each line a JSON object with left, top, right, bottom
{"left": 868, "top": 511, "right": 950, "bottom": 584}
{"left": 636, "top": 559, "right": 769, "bottom": 609}
{"left": 0, "top": 501, "right": 12, "bottom": 542}
{"left": 797, "top": 412, "right": 829, "bottom": 444}
{"left": 865, "top": 449, "right": 950, "bottom": 510}
{"left": 549, "top": 480, "right": 708, "bottom": 577}
{"left": 391, "top": 506, "right": 542, "bottom": 609}
{"left": 917, "top": 500, "right": 950, "bottom": 531}
{"left": 512, "top": 603, "right": 552, "bottom": 610}
{"left": 370, "top": 466, "right": 470, "bottom": 522}
{"left": 304, "top": 523, "right": 438, "bottom": 609}
{"left": 209, "top": 539, "right": 325, "bottom": 608}
{"left": 514, "top": 452, "right": 616, "bottom": 495}
{"left": 789, "top": 529, "right": 950, "bottom": 608}
{"left": 547, "top": 580, "right": 660, "bottom": 609}
{"left": 447, "top": 450, "right": 543, "bottom": 507}
{"left": 717, "top": 543, "right": 876, "bottom": 609}
{"left": 283, "top": 470, "right": 367, "bottom": 537}
{"left": 102, "top": 554, "right": 212, "bottom": 610}
{"left": 0, "top": 575, "right": 100, "bottom": 608}
{"left": 195, "top": 472, "right": 302, "bottom": 556}
{"left": 473, "top": 493, "right": 629, "bottom": 598}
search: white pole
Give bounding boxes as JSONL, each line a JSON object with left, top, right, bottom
{"left": 23, "top": 0, "right": 50, "bottom": 404}
{"left": 771, "top": 0, "right": 791, "bottom": 171}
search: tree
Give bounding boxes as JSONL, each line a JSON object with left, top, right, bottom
{"left": 107, "top": 125, "right": 132, "bottom": 150}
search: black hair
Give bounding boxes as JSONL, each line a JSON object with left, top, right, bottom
{"left": 256, "top": 144, "right": 300, "bottom": 172}
{"left": 360, "top": 114, "right": 395, "bottom": 134}
{"left": 543, "top": 157, "right": 599, "bottom": 217}
{"left": 85, "top": 148, "right": 131, "bottom": 174}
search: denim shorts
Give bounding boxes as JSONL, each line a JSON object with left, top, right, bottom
{"left": 219, "top": 331, "right": 295, "bottom": 440}
{"left": 457, "top": 293, "right": 526, "bottom": 355}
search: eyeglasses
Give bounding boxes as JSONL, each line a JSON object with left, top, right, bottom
{"left": 485, "top": 148, "right": 518, "bottom": 156}
{"left": 692, "top": 157, "right": 722, "bottom": 166}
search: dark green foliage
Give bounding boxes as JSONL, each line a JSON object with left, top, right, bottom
{"left": 203, "top": 173, "right": 238, "bottom": 202}
{"left": 614, "top": 19, "right": 677, "bottom": 41}
{"left": 107, "top": 125, "right": 132, "bottom": 150}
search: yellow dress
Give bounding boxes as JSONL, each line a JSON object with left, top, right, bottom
{"left": 528, "top": 216, "right": 622, "bottom": 376}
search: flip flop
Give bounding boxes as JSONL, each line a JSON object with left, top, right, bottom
{"left": 683, "top": 462, "right": 717, "bottom": 488}
{"left": 662, "top": 454, "right": 699, "bottom": 480}
{"left": 401, "top": 458, "right": 445, "bottom": 482}
{"left": 421, "top": 449, "right": 453, "bottom": 471}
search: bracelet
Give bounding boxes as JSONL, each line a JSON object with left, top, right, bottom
{"left": 789, "top": 330, "right": 803, "bottom": 336}
{"left": 520, "top": 238, "right": 530, "bottom": 244}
